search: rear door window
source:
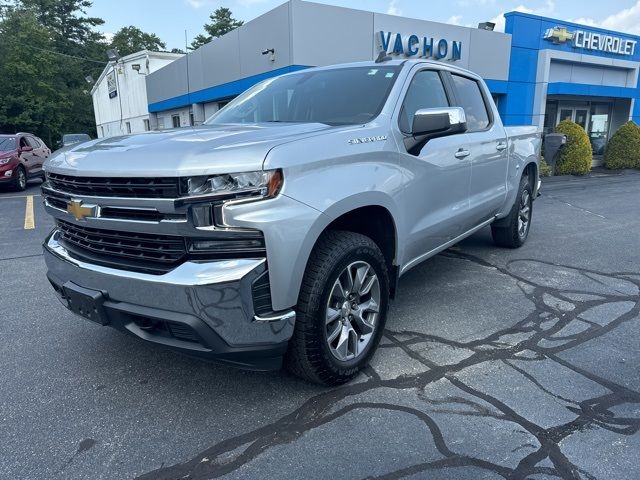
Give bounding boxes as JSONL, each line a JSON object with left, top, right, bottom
{"left": 451, "top": 74, "right": 491, "bottom": 132}
{"left": 399, "top": 70, "right": 449, "bottom": 133}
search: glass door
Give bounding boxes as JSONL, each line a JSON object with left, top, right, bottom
{"left": 557, "top": 106, "right": 589, "bottom": 129}
{"left": 588, "top": 103, "right": 612, "bottom": 156}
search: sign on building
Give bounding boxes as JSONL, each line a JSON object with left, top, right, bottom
{"left": 377, "top": 31, "right": 463, "bottom": 61}
{"left": 543, "top": 26, "right": 637, "bottom": 56}
{"left": 107, "top": 71, "right": 118, "bottom": 99}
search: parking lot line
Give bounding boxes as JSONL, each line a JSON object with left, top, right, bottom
{"left": 24, "top": 195, "right": 35, "bottom": 229}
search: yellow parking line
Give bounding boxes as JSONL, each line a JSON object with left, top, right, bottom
{"left": 24, "top": 195, "right": 35, "bottom": 229}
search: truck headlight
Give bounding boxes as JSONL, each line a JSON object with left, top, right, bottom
{"left": 182, "top": 169, "right": 283, "bottom": 199}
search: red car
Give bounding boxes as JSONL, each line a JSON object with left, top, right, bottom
{"left": 0, "top": 133, "right": 50, "bottom": 191}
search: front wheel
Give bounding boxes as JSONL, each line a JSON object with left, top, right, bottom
{"left": 285, "top": 231, "right": 390, "bottom": 385}
{"left": 13, "top": 166, "right": 27, "bottom": 191}
{"left": 491, "top": 174, "right": 533, "bottom": 248}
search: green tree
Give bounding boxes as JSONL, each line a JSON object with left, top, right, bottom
{"left": 0, "top": 1, "right": 107, "bottom": 144}
{"left": 0, "top": 8, "right": 70, "bottom": 144}
{"left": 191, "top": 7, "right": 243, "bottom": 50}
{"left": 110, "top": 26, "right": 166, "bottom": 57}
{"left": 20, "top": 0, "right": 104, "bottom": 48}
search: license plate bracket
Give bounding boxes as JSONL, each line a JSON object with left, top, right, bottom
{"left": 62, "top": 282, "right": 109, "bottom": 326}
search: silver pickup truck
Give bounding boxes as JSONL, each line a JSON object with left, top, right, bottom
{"left": 42, "top": 60, "right": 541, "bottom": 385}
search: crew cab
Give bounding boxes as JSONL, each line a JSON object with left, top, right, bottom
{"left": 42, "top": 60, "right": 541, "bottom": 385}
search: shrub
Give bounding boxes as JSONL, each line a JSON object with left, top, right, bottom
{"left": 554, "top": 120, "right": 592, "bottom": 175}
{"left": 539, "top": 156, "right": 552, "bottom": 177}
{"left": 604, "top": 121, "right": 640, "bottom": 170}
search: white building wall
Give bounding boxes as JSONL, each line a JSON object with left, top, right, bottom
{"left": 92, "top": 51, "right": 183, "bottom": 138}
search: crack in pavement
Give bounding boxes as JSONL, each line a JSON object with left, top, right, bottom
{"left": 136, "top": 252, "right": 640, "bottom": 480}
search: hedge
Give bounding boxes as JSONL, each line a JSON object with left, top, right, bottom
{"left": 539, "top": 157, "right": 552, "bottom": 177}
{"left": 604, "top": 121, "right": 640, "bottom": 170}
{"left": 554, "top": 120, "right": 592, "bottom": 175}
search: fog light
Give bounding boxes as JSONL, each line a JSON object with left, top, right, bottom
{"left": 4, "top": 170, "right": 12, "bottom": 177}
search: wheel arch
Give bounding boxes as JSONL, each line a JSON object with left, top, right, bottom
{"left": 300, "top": 194, "right": 401, "bottom": 302}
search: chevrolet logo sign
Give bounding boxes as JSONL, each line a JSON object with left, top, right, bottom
{"left": 66, "top": 199, "right": 97, "bottom": 221}
{"left": 544, "top": 27, "right": 575, "bottom": 44}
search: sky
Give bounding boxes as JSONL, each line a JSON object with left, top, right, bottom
{"left": 86, "top": 0, "right": 640, "bottom": 51}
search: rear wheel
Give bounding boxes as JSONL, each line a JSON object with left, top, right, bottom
{"left": 13, "top": 166, "right": 27, "bottom": 191}
{"left": 491, "top": 174, "right": 532, "bottom": 248}
{"left": 285, "top": 231, "right": 390, "bottom": 385}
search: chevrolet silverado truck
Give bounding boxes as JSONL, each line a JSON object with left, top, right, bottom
{"left": 42, "top": 60, "right": 541, "bottom": 385}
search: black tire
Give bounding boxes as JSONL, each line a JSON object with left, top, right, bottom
{"left": 285, "top": 231, "right": 390, "bottom": 386}
{"left": 13, "top": 166, "right": 27, "bottom": 191}
{"left": 491, "top": 174, "right": 532, "bottom": 248}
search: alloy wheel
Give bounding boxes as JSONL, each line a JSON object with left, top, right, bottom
{"left": 17, "top": 169, "right": 26, "bottom": 190}
{"left": 518, "top": 189, "right": 531, "bottom": 238}
{"left": 325, "top": 261, "right": 381, "bottom": 362}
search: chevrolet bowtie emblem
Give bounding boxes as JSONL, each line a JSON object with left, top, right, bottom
{"left": 66, "top": 199, "right": 96, "bottom": 221}
{"left": 544, "top": 27, "right": 575, "bottom": 44}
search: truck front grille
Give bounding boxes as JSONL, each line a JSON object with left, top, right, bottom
{"left": 55, "top": 220, "right": 267, "bottom": 275}
{"left": 48, "top": 173, "right": 181, "bottom": 198}
{"left": 57, "top": 220, "right": 187, "bottom": 274}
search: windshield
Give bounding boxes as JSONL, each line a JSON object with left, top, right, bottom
{"left": 206, "top": 66, "right": 401, "bottom": 126}
{"left": 0, "top": 137, "right": 17, "bottom": 152}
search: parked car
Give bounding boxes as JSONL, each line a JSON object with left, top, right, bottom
{"left": 42, "top": 60, "right": 541, "bottom": 385}
{"left": 0, "top": 133, "right": 50, "bottom": 191}
{"left": 61, "top": 134, "right": 91, "bottom": 148}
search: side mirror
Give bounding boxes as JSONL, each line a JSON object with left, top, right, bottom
{"left": 20, "top": 145, "right": 33, "bottom": 152}
{"left": 412, "top": 107, "right": 467, "bottom": 136}
{"left": 405, "top": 107, "right": 467, "bottom": 155}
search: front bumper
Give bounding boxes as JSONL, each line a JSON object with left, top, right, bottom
{"left": 43, "top": 230, "right": 295, "bottom": 370}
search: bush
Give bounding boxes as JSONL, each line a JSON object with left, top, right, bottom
{"left": 554, "top": 120, "right": 592, "bottom": 175}
{"left": 539, "top": 157, "right": 552, "bottom": 177}
{"left": 604, "top": 121, "right": 640, "bottom": 170}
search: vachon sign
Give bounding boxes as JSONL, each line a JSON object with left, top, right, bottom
{"left": 378, "top": 31, "right": 463, "bottom": 61}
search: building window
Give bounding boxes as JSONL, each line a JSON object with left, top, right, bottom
{"left": 189, "top": 113, "right": 195, "bottom": 126}
{"left": 143, "top": 119, "right": 150, "bottom": 131}
{"left": 125, "top": 121, "right": 131, "bottom": 134}
{"left": 218, "top": 100, "right": 230, "bottom": 109}
{"left": 172, "top": 114, "right": 180, "bottom": 128}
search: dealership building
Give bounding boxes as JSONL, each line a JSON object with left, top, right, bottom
{"left": 146, "top": 0, "right": 640, "bottom": 163}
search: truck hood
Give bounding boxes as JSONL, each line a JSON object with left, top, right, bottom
{"left": 44, "top": 123, "right": 333, "bottom": 177}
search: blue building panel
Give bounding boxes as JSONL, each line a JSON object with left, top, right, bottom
{"left": 508, "top": 47, "right": 538, "bottom": 83}
{"left": 505, "top": 14, "right": 544, "bottom": 50}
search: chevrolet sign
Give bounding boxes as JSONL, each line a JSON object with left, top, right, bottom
{"left": 544, "top": 26, "right": 637, "bottom": 56}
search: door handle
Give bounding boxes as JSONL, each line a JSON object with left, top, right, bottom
{"left": 454, "top": 148, "right": 470, "bottom": 159}
{"left": 496, "top": 142, "right": 507, "bottom": 151}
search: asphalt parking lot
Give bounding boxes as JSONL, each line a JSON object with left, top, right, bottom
{"left": 1, "top": 173, "right": 638, "bottom": 480}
